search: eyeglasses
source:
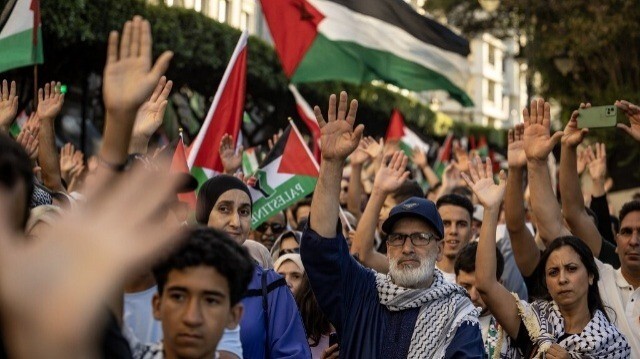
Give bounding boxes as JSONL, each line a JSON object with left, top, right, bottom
{"left": 387, "top": 232, "right": 440, "bottom": 247}
{"left": 256, "top": 222, "right": 286, "bottom": 233}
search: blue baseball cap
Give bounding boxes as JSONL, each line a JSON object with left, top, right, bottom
{"left": 381, "top": 197, "right": 444, "bottom": 239}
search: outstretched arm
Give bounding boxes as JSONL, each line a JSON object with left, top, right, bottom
{"left": 129, "top": 76, "right": 173, "bottom": 154}
{"left": 350, "top": 151, "right": 409, "bottom": 273}
{"left": 463, "top": 156, "right": 521, "bottom": 339}
{"left": 310, "top": 92, "right": 364, "bottom": 238}
{"left": 523, "top": 99, "right": 571, "bottom": 243}
{"left": 37, "top": 82, "right": 66, "bottom": 193}
{"left": 505, "top": 124, "right": 539, "bottom": 276}
{"left": 412, "top": 147, "right": 440, "bottom": 188}
{"left": 559, "top": 104, "right": 603, "bottom": 256}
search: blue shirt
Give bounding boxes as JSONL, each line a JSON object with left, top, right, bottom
{"left": 240, "top": 265, "right": 311, "bottom": 359}
{"left": 301, "top": 227, "right": 484, "bottom": 359}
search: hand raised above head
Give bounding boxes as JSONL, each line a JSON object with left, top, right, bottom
{"left": 373, "top": 151, "right": 410, "bottom": 195}
{"left": 37, "top": 81, "right": 65, "bottom": 121}
{"left": 615, "top": 99, "right": 640, "bottom": 142}
{"left": 523, "top": 98, "right": 563, "bottom": 161}
{"left": 561, "top": 103, "right": 590, "bottom": 147}
{"left": 313, "top": 91, "right": 363, "bottom": 162}
{"left": 0, "top": 80, "right": 18, "bottom": 130}
{"left": 507, "top": 123, "right": 526, "bottom": 169}
{"left": 462, "top": 155, "right": 506, "bottom": 211}
{"left": 103, "top": 15, "right": 173, "bottom": 117}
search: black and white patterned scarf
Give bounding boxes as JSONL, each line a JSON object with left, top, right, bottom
{"left": 375, "top": 269, "right": 479, "bottom": 359}
{"left": 499, "top": 294, "right": 631, "bottom": 358}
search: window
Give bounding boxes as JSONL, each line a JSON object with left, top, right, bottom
{"left": 487, "top": 80, "right": 496, "bottom": 102}
{"left": 488, "top": 44, "right": 495, "bottom": 66}
{"left": 240, "top": 11, "right": 250, "bottom": 31}
{"left": 218, "top": 0, "right": 231, "bottom": 23}
{"left": 195, "top": 0, "right": 202, "bottom": 12}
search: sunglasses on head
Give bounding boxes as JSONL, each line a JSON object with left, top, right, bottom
{"left": 257, "top": 222, "right": 286, "bottom": 233}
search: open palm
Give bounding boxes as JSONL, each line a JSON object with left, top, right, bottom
{"left": 463, "top": 156, "right": 506, "bottom": 210}
{"left": 133, "top": 76, "right": 172, "bottom": 138}
{"left": 219, "top": 133, "right": 242, "bottom": 174}
{"left": 37, "top": 82, "right": 64, "bottom": 120}
{"left": 103, "top": 16, "right": 173, "bottom": 115}
{"left": 0, "top": 80, "right": 18, "bottom": 128}
{"left": 523, "top": 98, "right": 563, "bottom": 161}
{"left": 373, "top": 151, "right": 410, "bottom": 194}
{"left": 314, "top": 92, "right": 363, "bottom": 162}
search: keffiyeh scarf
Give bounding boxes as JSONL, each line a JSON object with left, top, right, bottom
{"left": 498, "top": 293, "right": 630, "bottom": 359}
{"left": 375, "top": 269, "right": 479, "bottom": 359}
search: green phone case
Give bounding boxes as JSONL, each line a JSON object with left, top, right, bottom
{"left": 577, "top": 106, "right": 625, "bottom": 129}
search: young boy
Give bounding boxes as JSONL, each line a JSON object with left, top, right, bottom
{"left": 131, "top": 227, "right": 254, "bottom": 359}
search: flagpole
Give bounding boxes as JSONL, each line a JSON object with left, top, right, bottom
{"left": 288, "top": 117, "right": 353, "bottom": 232}
{"left": 33, "top": 64, "right": 38, "bottom": 107}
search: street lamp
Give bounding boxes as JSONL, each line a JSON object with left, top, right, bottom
{"left": 478, "top": 0, "right": 500, "bottom": 12}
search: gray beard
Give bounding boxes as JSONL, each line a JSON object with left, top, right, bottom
{"left": 388, "top": 252, "right": 438, "bottom": 288}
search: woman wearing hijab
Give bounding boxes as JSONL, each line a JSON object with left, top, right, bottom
{"left": 196, "top": 175, "right": 311, "bottom": 359}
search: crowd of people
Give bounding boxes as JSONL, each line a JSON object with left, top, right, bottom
{"left": 1, "top": 14, "right": 640, "bottom": 359}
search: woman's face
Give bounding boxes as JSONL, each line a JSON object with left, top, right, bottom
{"left": 277, "top": 260, "right": 304, "bottom": 296}
{"left": 207, "top": 189, "right": 252, "bottom": 244}
{"left": 545, "top": 245, "right": 593, "bottom": 309}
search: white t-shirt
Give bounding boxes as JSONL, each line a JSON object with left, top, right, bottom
{"left": 596, "top": 258, "right": 640, "bottom": 358}
{"left": 440, "top": 270, "right": 456, "bottom": 283}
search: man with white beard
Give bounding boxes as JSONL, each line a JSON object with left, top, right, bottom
{"left": 300, "top": 91, "right": 483, "bottom": 358}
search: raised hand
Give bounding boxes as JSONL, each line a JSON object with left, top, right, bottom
{"left": 364, "top": 137, "right": 383, "bottom": 159}
{"left": 60, "top": 143, "right": 75, "bottom": 182}
{"left": 37, "top": 81, "right": 65, "bottom": 120}
{"left": 103, "top": 16, "right": 173, "bottom": 116}
{"left": 523, "top": 98, "right": 563, "bottom": 161}
{"left": 16, "top": 127, "right": 39, "bottom": 161}
{"left": 615, "top": 100, "right": 640, "bottom": 142}
{"left": 313, "top": 91, "right": 363, "bottom": 162}
{"left": 133, "top": 76, "right": 172, "bottom": 139}
{"left": 0, "top": 80, "right": 18, "bottom": 131}
{"left": 453, "top": 140, "right": 470, "bottom": 172}
{"left": 373, "top": 151, "right": 410, "bottom": 195}
{"left": 562, "top": 103, "right": 590, "bottom": 147}
{"left": 507, "top": 123, "right": 526, "bottom": 168}
{"left": 462, "top": 155, "right": 506, "bottom": 211}
{"left": 585, "top": 143, "right": 606, "bottom": 182}
{"left": 0, "top": 163, "right": 185, "bottom": 358}
{"left": 576, "top": 146, "right": 588, "bottom": 175}
{"left": 267, "top": 130, "right": 283, "bottom": 150}
{"left": 350, "top": 136, "right": 375, "bottom": 166}
{"left": 441, "top": 163, "right": 461, "bottom": 191}
{"left": 411, "top": 145, "right": 428, "bottom": 168}
{"left": 219, "top": 133, "right": 243, "bottom": 174}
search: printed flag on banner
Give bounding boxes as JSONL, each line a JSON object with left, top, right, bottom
{"left": 288, "top": 84, "right": 321, "bottom": 161}
{"left": 242, "top": 147, "right": 260, "bottom": 177}
{"left": 259, "top": 0, "right": 473, "bottom": 106}
{"left": 187, "top": 32, "right": 248, "bottom": 188}
{"left": 385, "top": 109, "right": 429, "bottom": 158}
{"left": 248, "top": 123, "right": 318, "bottom": 229}
{"left": 0, "top": 0, "right": 44, "bottom": 73}
{"left": 433, "top": 133, "right": 454, "bottom": 179}
{"left": 170, "top": 134, "right": 197, "bottom": 209}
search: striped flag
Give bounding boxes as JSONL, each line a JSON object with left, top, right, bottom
{"left": 288, "top": 84, "right": 321, "bottom": 161}
{"left": 260, "top": 0, "right": 473, "bottom": 106}
{"left": 385, "top": 109, "right": 429, "bottom": 158}
{"left": 0, "top": 0, "right": 44, "bottom": 73}
{"left": 433, "top": 133, "right": 454, "bottom": 179}
{"left": 187, "top": 32, "right": 248, "bottom": 188}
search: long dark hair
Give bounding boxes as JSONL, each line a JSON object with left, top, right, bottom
{"left": 294, "top": 273, "right": 332, "bottom": 346}
{"left": 538, "top": 236, "right": 610, "bottom": 322}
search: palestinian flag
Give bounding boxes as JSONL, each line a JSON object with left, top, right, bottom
{"left": 0, "top": 0, "right": 44, "bottom": 73}
{"left": 170, "top": 134, "right": 197, "bottom": 209}
{"left": 260, "top": 0, "right": 473, "bottom": 106}
{"left": 187, "top": 32, "right": 247, "bottom": 187}
{"left": 249, "top": 123, "right": 318, "bottom": 228}
{"left": 433, "top": 133, "right": 454, "bottom": 179}
{"left": 242, "top": 147, "right": 260, "bottom": 177}
{"left": 385, "top": 109, "right": 429, "bottom": 157}
{"left": 477, "top": 135, "right": 489, "bottom": 158}
{"left": 288, "top": 84, "right": 321, "bottom": 161}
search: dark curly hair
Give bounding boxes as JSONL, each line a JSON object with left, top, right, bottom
{"left": 436, "top": 193, "right": 474, "bottom": 220}
{"left": 153, "top": 227, "right": 254, "bottom": 306}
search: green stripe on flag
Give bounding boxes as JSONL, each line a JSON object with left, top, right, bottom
{"left": 251, "top": 175, "right": 317, "bottom": 229}
{"left": 191, "top": 166, "right": 209, "bottom": 192}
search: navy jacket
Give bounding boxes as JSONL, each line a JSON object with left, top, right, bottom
{"left": 301, "top": 227, "right": 484, "bottom": 359}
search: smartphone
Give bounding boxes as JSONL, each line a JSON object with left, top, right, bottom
{"left": 329, "top": 332, "right": 338, "bottom": 347}
{"left": 577, "top": 105, "right": 625, "bottom": 129}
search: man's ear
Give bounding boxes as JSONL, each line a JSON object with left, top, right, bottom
{"left": 227, "top": 303, "right": 244, "bottom": 329}
{"left": 152, "top": 292, "right": 162, "bottom": 321}
{"left": 436, "top": 240, "right": 444, "bottom": 262}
